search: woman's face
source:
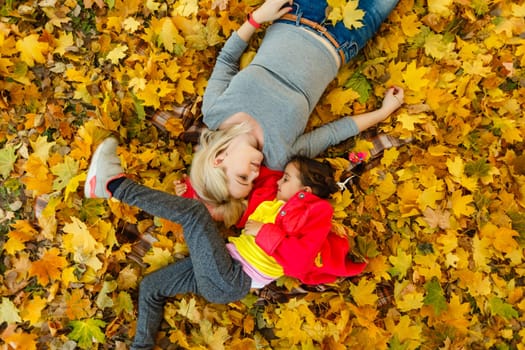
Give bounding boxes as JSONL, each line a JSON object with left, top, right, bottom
{"left": 215, "top": 134, "right": 263, "bottom": 199}
{"left": 276, "top": 162, "right": 305, "bottom": 201}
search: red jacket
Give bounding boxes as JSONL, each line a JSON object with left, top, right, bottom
{"left": 255, "top": 191, "right": 366, "bottom": 284}
{"left": 183, "top": 167, "right": 366, "bottom": 284}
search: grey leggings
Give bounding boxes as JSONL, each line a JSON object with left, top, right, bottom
{"left": 113, "top": 179, "right": 252, "bottom": 350}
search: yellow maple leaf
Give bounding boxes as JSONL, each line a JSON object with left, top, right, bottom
{"left": 396, "top": 290, "right": 424, "bottom": 312}
{"left": 143, "top": 246, "right": 174, "bottom": 273}
{"left": 389, "top": 248, "right": 412, "bottom": 279}
{"left": 106, "top": 44, "right": 128, "bottom": 64}
{"left": 174, "top": 70, "right": 195, "bottom": 104}
{"left": 123, "top": 17, "right": 141, "bottom": 33}
{"left": 385, "top": 315, "right": 422, "bottom": 345}
{"left": 449, "top": 190, "right": 475, "bottom": 218}
{"left": 16, "top": 34, "right": 49, "bottom": 67}
{"left": 417, "top": 186, "right": 444, "bottom": 211}
{"left": 428, "top": 0, "right": 453, "bottom": 17}
{"left": 324, "top": 87, "right": 359, "bottom": 115}
{"left": 373, "top": 171, "right": 397, "bottom": 201}
{"left": 63, "top": 217, "right": 105, "bottom": 271}
{"left": 424, "top": 32, "right": 456, "bottom": 60}
{"left": 53, "top": 31, "right": 74, "bottom": 56}
{"left": 342, "top": 0, "right": 365, "bottom": 29}
{"left": 20, "top": 295, "right": 47, "bottom": 326}
{"left": 2, "top": 331, "right": 38, "bottom": 350}
{"left": 155, "top": 17, "right": 185, "bottom": 53}
{"left": 29, "top": 247, "right": 68, "bottom": 286}
{"left": 400, "top": 14, "right": 421, "bottom": 37}
{"left": 350, "top": 278, "right": 378, "bottom": 306}
{"left": 380, "top": 147, "right": 399, "bottom": 167}
{"left": 480, "top": 223, "right": 519, "bottom": 255}
{"left": 402, "top": 62, "right": 430, "bottom": 92}
{"left": 65, "top": 289, "right": 93, "bottom": 319}
{"left": 172, "top": 0, "right": 199, "bottom": 17}
{"left": 51, "top": 155, "right": 80, "bottom": 191}
{"left": 30, "top": 135, "right": 56, "bottom": 163}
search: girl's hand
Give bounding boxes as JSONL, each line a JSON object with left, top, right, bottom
{"left": 252, "top": 0, "right": 293, "bottom": 24}
{"left": 381, "top": 86, "right": 404, "bottom": 114}
{"left": 174, "top": 176, "right": 188, "bottom": 196}
{"left": 244, "top": 219, "right": 263, "bottom": 236}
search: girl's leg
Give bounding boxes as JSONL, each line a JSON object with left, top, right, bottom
{"left": 130, "top": 258, "right": 196, "bottom": 350}
{"left": 113, "top": 178, "right": 251, "bottom": 303}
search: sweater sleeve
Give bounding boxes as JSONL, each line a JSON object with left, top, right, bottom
{"left": 255, "top": 199, "right": 334, "bottom": 278}
{"left": 201, "top": 32, "right": 249, "bottom": 122}
{"left": 290, "top": 117, "right": 360, "bottom": 158}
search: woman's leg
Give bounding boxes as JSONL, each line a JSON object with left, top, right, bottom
{"left": 288, "top": 0, "right": 400, "bottom": 63}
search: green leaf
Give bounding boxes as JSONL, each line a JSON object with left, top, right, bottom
{"left": 464, "top": 158, "right": 491, "bottom": 178}
{"left": 388, "top": 248, "right": 412, "bottom": 279}
{"left": 51, "top": 156, "right": 79, "bottom": 191}
{"left": 343, "top": 72, "right": 371, "bottom": 103}
{"left": 356, "top": 235, "right": 380, "bottom": 258}
{"left": 423, "top": 278, "right": 447, "bottom": 315}
{"left": 488, "top": 297, "right": 518, "bottom": 320}
{"left": 68, "top": 318, "right": 106, "bottom": 349}
{"left": 0, "top": 145, "right": 17, "bottom": 179}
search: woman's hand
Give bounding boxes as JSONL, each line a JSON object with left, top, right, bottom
{"left": 244, "top": 219, "right": 263, "bottom": 236}
{"left": 252, "top": 0, "right": 293, "bottom": 24}
{"left": 381, "top": 86, "right": 404, "bottom": 114}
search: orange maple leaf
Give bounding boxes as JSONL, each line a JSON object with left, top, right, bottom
{"left": 29, "top": 247, "right": 68, "bottom": 286}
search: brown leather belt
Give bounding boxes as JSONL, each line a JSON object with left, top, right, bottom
{"left": 280, "top": 13, "right": 346, "bottom": 64}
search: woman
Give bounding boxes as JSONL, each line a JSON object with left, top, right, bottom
{"left": 188, "top": 0, "right": 404, "bottom": 222}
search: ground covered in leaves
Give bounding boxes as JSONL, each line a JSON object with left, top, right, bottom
{"left": 1, "top": 0, "right": 525, "bottom": 349}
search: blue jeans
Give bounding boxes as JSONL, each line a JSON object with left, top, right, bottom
{"left": 278, "top": 0, "right": 399, "bottom": 64}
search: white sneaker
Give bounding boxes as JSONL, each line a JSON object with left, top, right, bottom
{"left": 84, "top": 138, "right": 125, "bottom": 199}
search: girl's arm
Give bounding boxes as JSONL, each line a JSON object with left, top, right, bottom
{"left": 291, "top": 86, "right": 404, "bottom": 158}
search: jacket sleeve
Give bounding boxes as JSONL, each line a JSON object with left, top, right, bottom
{"left": 201, "top": 32, "right": 249, "bottom": 118}
{"left": 290, "top": 117, "right": 360, "bottom": 158}
{"left": 236, "top": 167, "right": 282, "bottom": 228}
{"left": 255, "top": 198, "right": 334, "bottom": 278}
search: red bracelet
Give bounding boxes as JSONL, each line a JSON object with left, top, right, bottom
{"left": 247, "top": 13, "right": 261, "bottom": 29}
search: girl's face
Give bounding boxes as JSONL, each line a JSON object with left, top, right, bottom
{"left": 276, "top": 162, "right": 306, "bottom": 201}
{"left": 216, "top": 134, "right": 263, "bottom": 199}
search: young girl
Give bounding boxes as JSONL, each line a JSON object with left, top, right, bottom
{"left": 188, "top": 0, "right": 404, "bottom": 214}
{"left": 84, "top": 138, "right": 367, "bottom": 349}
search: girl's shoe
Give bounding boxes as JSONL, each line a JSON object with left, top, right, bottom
{"left": 84, "top": 138, "right": 126, "bottom": 199}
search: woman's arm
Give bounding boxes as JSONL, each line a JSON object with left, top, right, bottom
{"left": 237, "top": 0, "right": 293, "bottom": 42}
{"left": 202, "top": 0, "right": 292, "bottom": 117}
{"left": 291, "top": 86, "right": 405, "bottom": 158}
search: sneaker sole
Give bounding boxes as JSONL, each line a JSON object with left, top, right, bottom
{"left": 84, "top": 139, "right": 111, "bottom": 198}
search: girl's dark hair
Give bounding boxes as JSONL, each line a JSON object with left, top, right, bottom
{"left": 288, "top": 155, "right": 339, "bottom": 199}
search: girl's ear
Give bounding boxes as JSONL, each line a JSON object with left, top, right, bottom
{"left": 303, "top": 185, "right": 312, "bottom": 193}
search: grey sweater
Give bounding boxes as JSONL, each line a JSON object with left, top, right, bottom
{"left": 202, "top": 23, "right": 360, "bottom": 170}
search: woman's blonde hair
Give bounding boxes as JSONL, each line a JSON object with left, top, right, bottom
{"left": 189, "top": 122, "right": 253, "bottom": 227}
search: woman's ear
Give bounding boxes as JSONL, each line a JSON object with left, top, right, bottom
{"left": 213, "top": 155, "right": 224, "bottom": 167}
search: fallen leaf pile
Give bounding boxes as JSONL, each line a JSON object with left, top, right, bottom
{"left": 1, "top": 0, "right": 525, "bottom": 349}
